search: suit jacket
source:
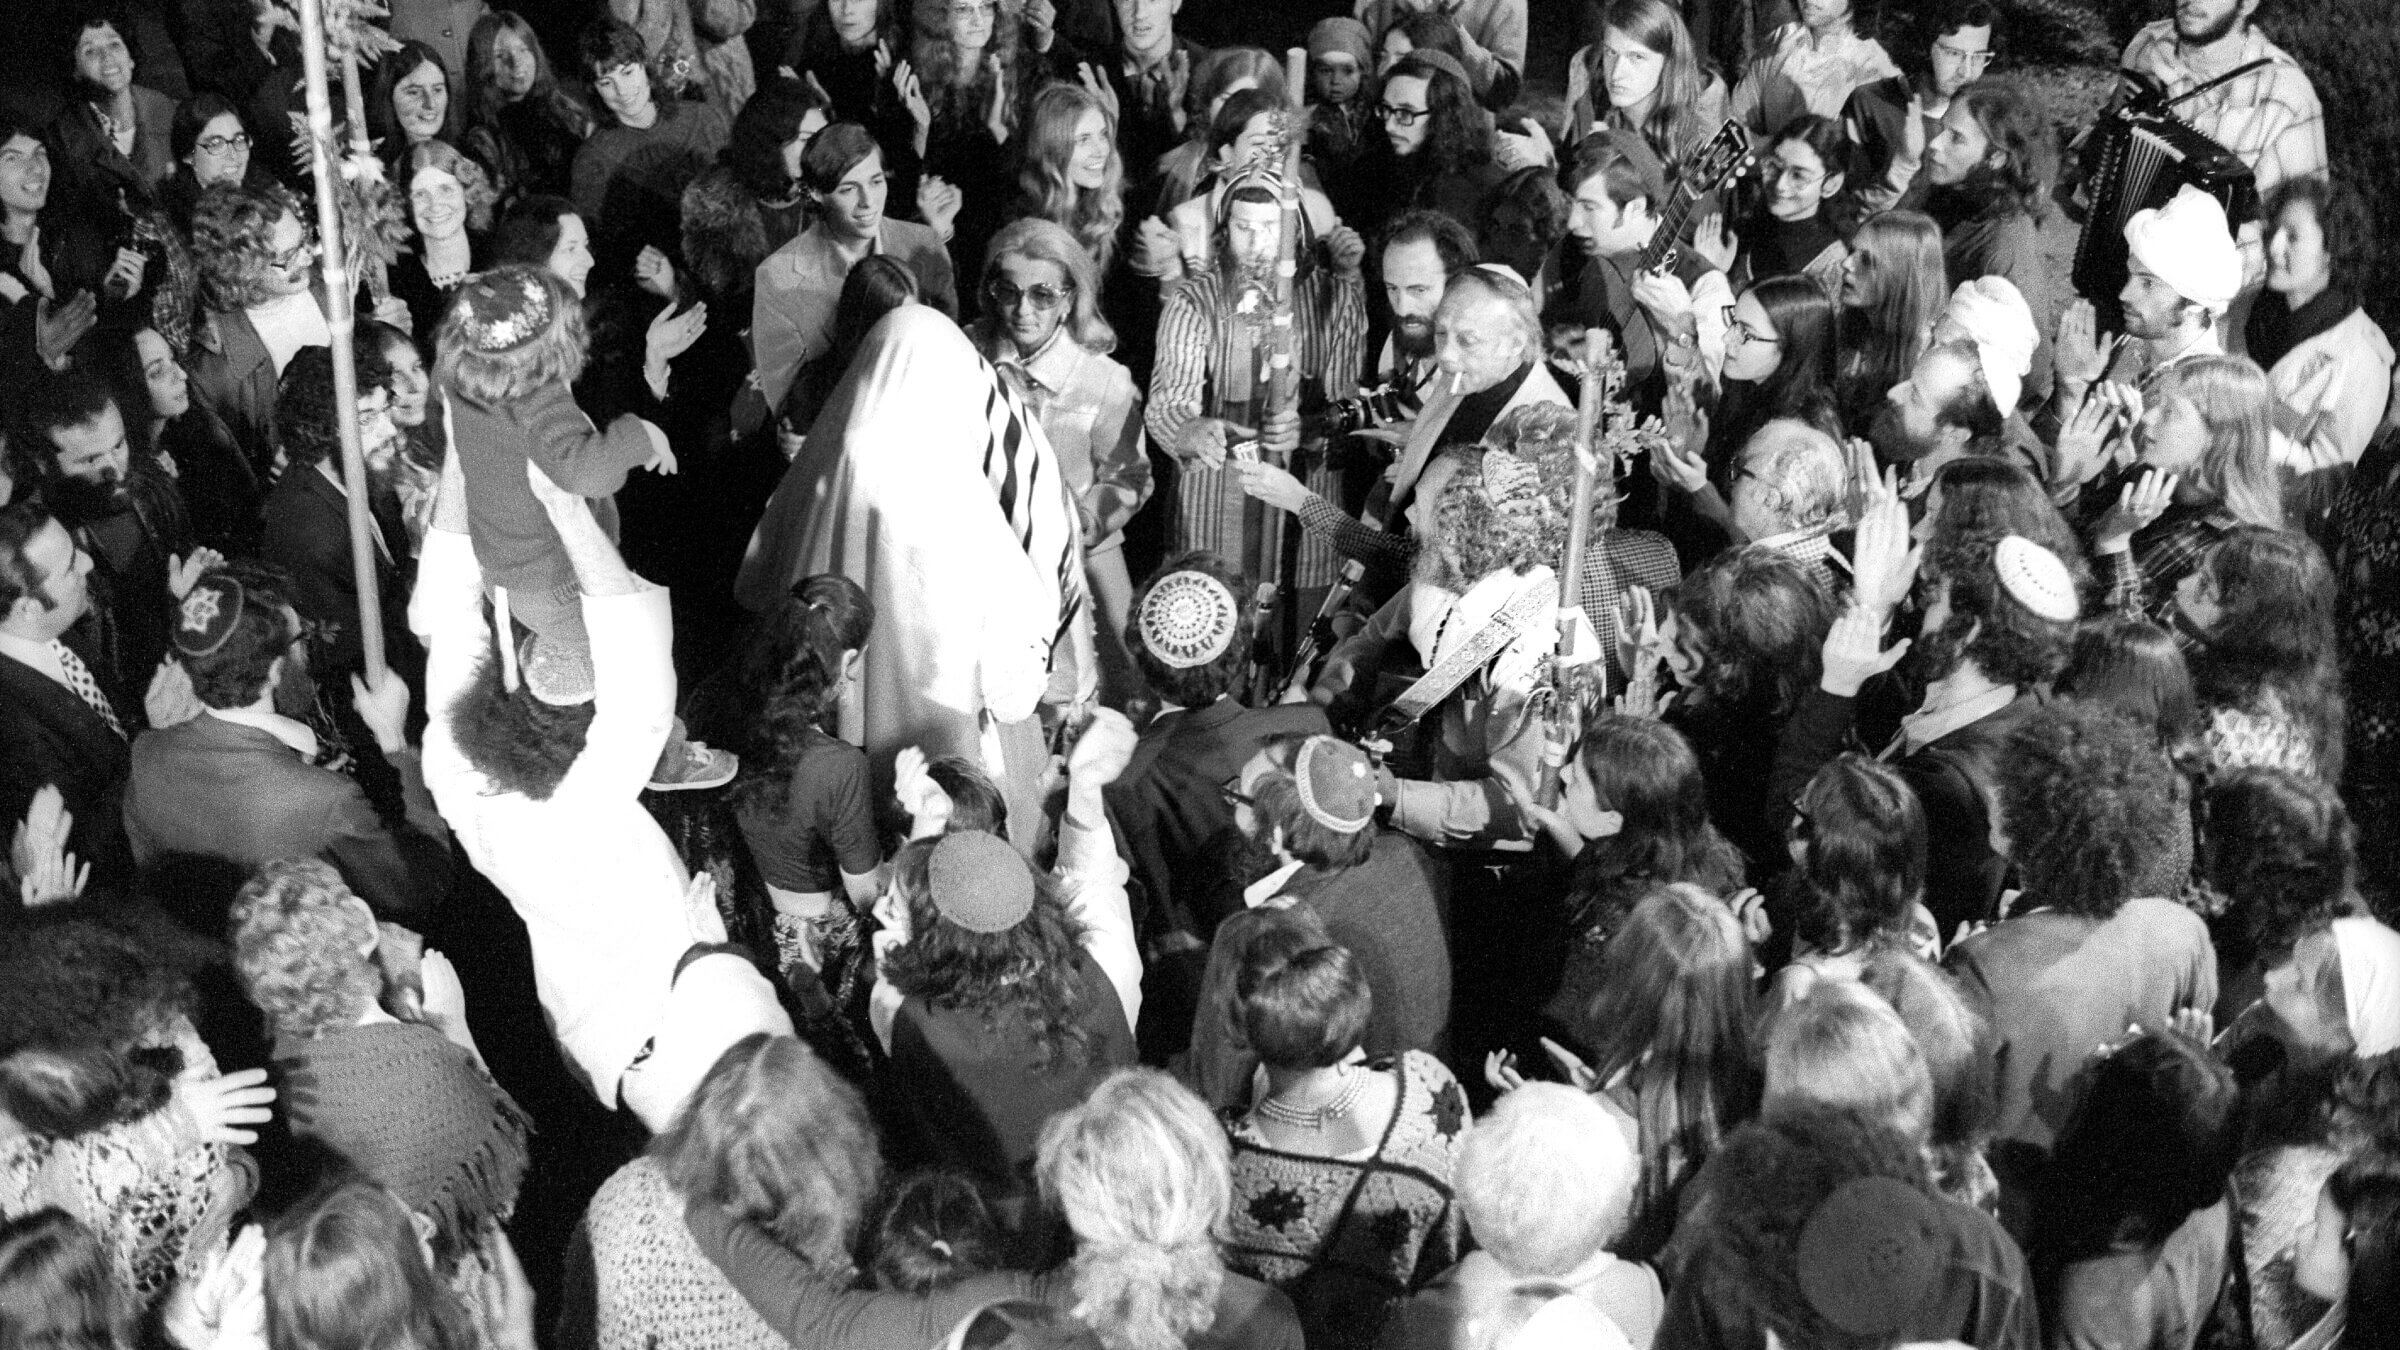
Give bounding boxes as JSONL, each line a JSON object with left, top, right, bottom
{"left": 261, "top": 461, "right": 418, "bottom": 691}
{"left": 186, "top": 305, "right": 281, "bottom": 490}
{"left": 123, "top": 713, "right": 452, "bottom": 933}
{"left": 0, "top": 637, "right": 133, "bottom": 897}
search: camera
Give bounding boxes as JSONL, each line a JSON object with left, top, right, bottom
{"left": 1319, "top": 382, "right": 1418, "bottom": 437}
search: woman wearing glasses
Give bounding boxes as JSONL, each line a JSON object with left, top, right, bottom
{"left": 974, "top": 218, "right": 1149, "bottom": 693}
{"left": 160, "top": 95, "right": 268, "bottom": 232}
{"left": 1706, "top": 114, "right": 1854, "bottom": 294}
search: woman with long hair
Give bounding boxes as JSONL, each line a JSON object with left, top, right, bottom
{"left": 1859, "top": 947, "right": 2001, "bottom": 1212}
{"left": 2177, "top": 525, "right": 2346, "bottom": 782}
{"left": 1541, "top": 713, "right": 1749, "bottom": 967}
{"left": 1720, "top": 114, "right": 1853, "bottom": 292}
{"left": 46, "top": 12, "right": 177, "bottom": 202}
{"left": 1565, "top": 0, "right": 1726, "bottom": 167}
{"left": 1919, "top": 78, "right": 2059, "bottom": 396}
{"left": 704, "top": 74, "right": 835, "bottom": 251}
{"left": 1759, "top": 980, "right": 1935, "bottom": 1154}
{"left": 159, "top": 93, "right": 269, "bottom": 232}
{"left": 91, "top": 325, "right": 252, "bottom": 554}
{"left": 1702, "top": 274, "right": 1840, "bottom": 481}
{"left": 684, "top": 575, "right": 881, "bottom": 975}
{"left": 1768, "top": 753, "right": 1933, "bottom": 1010}
{"left": 227, "top": 859, "right": 531, "bottom": 1321}
{"left": 1012, "top": 83, "right": 1127, "bottom": 275}
{"left": 1836, "top": 209, "right": 1946, "bottom": 433}
{"left": 1221, "top": 939, "right": 1468, "bottom": 1350}
{"left": 359, "top": 318, "right": 444, "bottom": 551}
{"left": 2087, "top": 353, "right": 2286, "bottom": 626}
{"left": 366, "top": 41, "right": 463, "bottom": 170}
{"left": 461, "top": 11, "right": 594, "bottom": 202}
{"left": 569, "top": 1033, "right": 881, "bottom": 1349}
{"left": 264, "top": 1179, "right": 500, "bottom": 1350}
{"left": 386, "top": 139, "right": 498, "bottom": 347}
{"left": 901, "top": 0, "right": 1022, "bottom": 283}
{"left": 972, "top": 218, "right": 1149, "bottom": 694}
{"left": 1555, "top": 883, "right": 1758, "bottom": 1263}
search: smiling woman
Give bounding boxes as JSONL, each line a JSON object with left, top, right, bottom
{"left": 368, "top": 41, "right": 463, "bottom": 164}
{"left": 387, "top": 140, "right": 498, "bottom": 346}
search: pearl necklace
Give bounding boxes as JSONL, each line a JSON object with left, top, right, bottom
{"left": 1254, "top": 1065, "right": 1367, "bottom": 1130}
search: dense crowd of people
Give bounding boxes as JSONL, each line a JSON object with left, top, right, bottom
{"left": 1, "top": 0, "right": 2397, "bottom": 1346}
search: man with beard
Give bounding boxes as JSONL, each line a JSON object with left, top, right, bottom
{"left": 1148, "top": 164, "right": 1368, "bottom": 609}
{"left": 122, "top": 565, "right": 453, "bottom": 935}
{"left": 1197, "top": 732, "right": 1450, "bottom": 1070}
{"left": 2116, "top": 0, "right": 2325, "bottom": 342}
{"left": 1844, "top": 1, "right": 1999, "bottom": 211}
{"left": 1868, "top": 341, "right": 2011, "bottom": 493}
{"left": 16, "top": 368, "right": 201, "bottom": 704}
{"left": 2053, "top": 187, "right": 2244, "bottom": 419}
{"left": 1774, "top": 507, "right": 2082, "bottom": 935}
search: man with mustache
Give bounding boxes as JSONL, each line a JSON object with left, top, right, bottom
{"left": 2114, "top": 0, "right": 2325, "bottom": 348}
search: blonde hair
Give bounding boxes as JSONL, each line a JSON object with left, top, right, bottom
{"left": 1761, "top": 980, "right": 1934, "bottom": 1146}
{"left": 433, "top": 264, "right": 590, "bottom": 405}
{"left": 1035, "top": 1069, "right": 1229, "bottom": 1350}
{"left": 1016, "top": 83, "right": 1125, "bottom": 273}
{"left": 228, "top": 858, "right": 382, "bottom": 1040}
{"left": 2150, "top": 355, "right": 2284, "bottom": 531}
{"left": 1455, "top": 1083, "right": 1638, "bottom": 1277}
{"left": 979, "top": 216, "right": 1115, "bottom": 354}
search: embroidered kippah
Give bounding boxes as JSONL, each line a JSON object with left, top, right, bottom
{"left": 1136, "top": 570, "right": 1240, "bottom": 669}
{"left": 173, "top": 573, "right": 246, "bottom": 658}
{"left": 1995, "top": 535, "right": 2078, "bottom": 623}
{"left": 927, "top": 831, "right": 1036, "bottom": 934}
{"left": 1293, "top": 735, "right": 1376, "bottom": 834}
{"left": 451, "top": 268, "right": 552, "bottom": 354}
{"left": 517, "top": 632, "right": 596, "bottom": 707}
{"left": 1794, "top": 1177, "right": 1946, "bottom": 1337}
{"left": 1481, "top": 449, "right": 1545, "bottom": 524}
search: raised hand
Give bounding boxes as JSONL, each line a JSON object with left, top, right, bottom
{"left": 1023, "top": 0, "right": 1056, "bottom": 50}
{"left": 1074, "top": 61, "right": 1120, "bottom": 119}
{"left": 174, "top": 1066, "right": 276, "bottom": 1146}
{"left": 1614, "top": 584, "right": 1659, "bottom": 687}
{"left": 894, "top": 744, "right": 954, "bottom": 838}
{"left": 1651, "top": 422, "right": 1711, "bottom": 495}
{"left": 2052, "top": 388, "right": 2121, "bottom": 488}
{"left": 349, "top": 667, "right": 412, "bottom": 755}
{"left": 2053, "top": 299, "right": 2113, "bottom": 389}
{"left": 1132, "top": 215, "right": 1182, "bottom": 278}
{"left": 20, "top": 224, "right": 55, "bottom": 299}
{"left": 167, "top": 548, "right": 226, "bottom": 601}
{"left": 1164, "top": 48, "right": 1192, "bottom": 131}
{"left": 916, "top": 174, "right": 963, "bottom": 241}
{"left": 1693, "top": 210, "right": 1736, "bottom": 274}
{"left": 104, "top": 246, "right": 148, "bottom": 300}
{"left": 1325, "top": 223, "right": 1365, "bottom": 275}
{"left": 633, "top": 245, "right": 678, "bottom": 301}
{"left": 645, "top": 299, "right": 708, "bottom": 369}
{"left": 1847, "top": 481, "right": 1919, "bottom": 619}
{"left": 11, "top": 784, "right": 86, "bottom": 907}
{"left": 985, "top": 54, "right": 1012, "bottom": 144}
{"left": 1820, "top": 603, "right": 1910, "bottom": 698}
{"left": 35, "top": 290, "right": 98, "bottom": 369}
{"left": 873, "top": 38, "right": 893, "bottom": 79}
{"left": 2094, "top": 467, "right": 2177, "bottom": 555}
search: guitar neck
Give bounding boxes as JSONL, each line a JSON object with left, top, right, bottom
{"left": 1638, "top": 189, "right": 1703, "bottom": 272}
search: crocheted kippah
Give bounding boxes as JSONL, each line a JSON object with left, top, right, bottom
{"left": 518, "top": 632, "right": 596, "bottom": 707}
{"left": 1136, "top": 570, "right": 1240, "bottom": 669}
{"left": 1794, "top": 1176, "right": 1945, "bottom": 1337}
{"left": 173, "top": 573, "right": 246, "bottom": 658}
{"left": 1294, "top": 735, "right": 1376, "bottom": 834}
{"left": 451, "top": 269, "right": 551, "bottom": 354}
{"left": 1481, "top": 449, "right": 1545, "bottom": 525}
{"left": 928, "top": 831, "right": 1036, "bottom": 934}
{"left": 1995, "top": 535, "right": 2078, "bottom": 623}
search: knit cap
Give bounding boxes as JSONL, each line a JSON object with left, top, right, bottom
{"left": 1136, "top": 569, "right": 1240, "bottom": 669}
{"left": 1293, "top": 736, "right": 1377, "bottom": 834}
{"left": 928, "top": 831, "right": 1037, "bottom": 933}
{"left": 1307, "top": 17, "right": 1372, "bottom": 70}
{"left": 2124, "top": 185, "right": 2242, "bottom": 314}
{"left": 1941, "top": 276, "right": 2037, "bottom": 415}
{"left": 450, "top": 267, "right": 553, "bottom": 354}
{"left": 173, "top": 573, "right": 247, "bottom": 658}
{"left": 1794, "top": 1176, "right": 1947, "bottom": 1338}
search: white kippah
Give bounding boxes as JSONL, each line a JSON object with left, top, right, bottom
{"left": 1136, "top": 570, "right": 1240, "bottom": 669}
{"left": 1995, "top": 535, "right": 2078, "bottom": 623}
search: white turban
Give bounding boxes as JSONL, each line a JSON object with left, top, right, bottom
{"left": 2124, "top": 185, "right": 2243, "bottom": 314}
{"left": 1942, "top": 276, "right": 2038, "bottom": 415}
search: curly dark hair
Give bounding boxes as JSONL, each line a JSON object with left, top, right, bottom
{"left": 1920, "top": 530, "right": 2076, "bottom": 689}
{"left": 2056, "top": 615, "right": 2203, "bottom": 774}
{"left": 1383, "top": 53, "right": 1493, "bottom": 178}
{"left": 722, "top": 75, "right": 831, "bottom": 205}
{"left": 2262, "top": 176, "right": 2378, "bottom": 300}
{"left": 1685, "top": 1105, "right": 1933, "bottom": 1350}
{"left": 725, "top": 575, "right": 874, "bottom": 817}
{"left": 1668, "top": 546, "right": 1837, "bottom": 721}
{"left": 1124, "top": 551, "right": 1254, "bottom": 710}
{"left": 1999, "top": 701, "right": 2186, "bottom": 918}
{"left": 2190, "top": 525, "right": 2346, "bottom": 781}
{"left": 2200, "top": 768, "right": 2360, "bottom": 970}
{"left": 0, "top": 1043, "right": 178, "bottom": 1139}
{"left": 1236, "top": 938, "right": 1372, "bottom": 1069}
{"left": 1787, "top": 754, "right": 1926, "bottom": 954}
{"left": 274, "top": 344, "right": 396, "bottom": 472}
{"left": 0, "top": 910, "right": 207, "bottom": 1061}
{"left": 1924, "top": 457, "right": 2083, "bottom": 570}
{"left": 366, "top": 41, "right": 461, "bottom": 150}
{"left": 880, "top": 839, "right": 1096, "bottom": 1073}
{"left": 445, "top": 632, "right": 598, "bottom": 801}
{"left": 2034, "top": 1030, "right": 2237, "bottom": 1266}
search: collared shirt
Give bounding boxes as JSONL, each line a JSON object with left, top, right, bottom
{"left": 1730, "top": 22, "right": 1901, "bottom": 134}
{"left": 2121, "top": 21, "right": 2327, "bottom": 280}
{"left": 1893, "top": 681, "right": 2018, "bottom": 757}
{"left": 0, "top": 630, "right": 69, "bottom": 691}
{"left": 1243, "top": 857, "right": 1308, "bottom": 909}
{"left": 205, "top": 705, "right": 322, "bottom": 760}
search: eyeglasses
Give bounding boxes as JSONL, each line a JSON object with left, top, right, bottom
{"left": 1762, "top": 158, "right": 1824, "bottom": 190}
{"left": 1219, "top": 783, "right": 1256, "bottom": 809}
{"left": 1727, "top": 315, "right": 1778, "bottom": 346}
{"left": 1932, "top": 42, "right": 1993, "bottom": 67}
{"left": 1376, "top": 103, "right": 1430, "bottom": 127}
{"left": 986, "top": 279, "right": 1073, "bottom": 311}
{"left": 269, "top": 228, "right": 318, "bottom": 270}
{"left": 196, "top": 132, "right": 251, "bottom": 156}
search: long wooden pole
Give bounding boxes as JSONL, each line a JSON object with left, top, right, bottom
{"left": 295, "top": 0, "right": 387, "bottom": 681}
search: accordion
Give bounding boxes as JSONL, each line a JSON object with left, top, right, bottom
{"left": 2071, "top": 100, "right": 2258, "bottom": 321}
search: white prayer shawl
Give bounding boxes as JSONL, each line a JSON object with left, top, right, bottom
{"left": 736, "top": 305, "right": 1093, "bottom": 785}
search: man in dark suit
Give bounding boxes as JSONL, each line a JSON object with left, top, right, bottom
{"left": 0, "top": 501, "right": 135, "bottom": 891}
{"left": 122, "top": 567, "right": 452, "bottom": 935}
